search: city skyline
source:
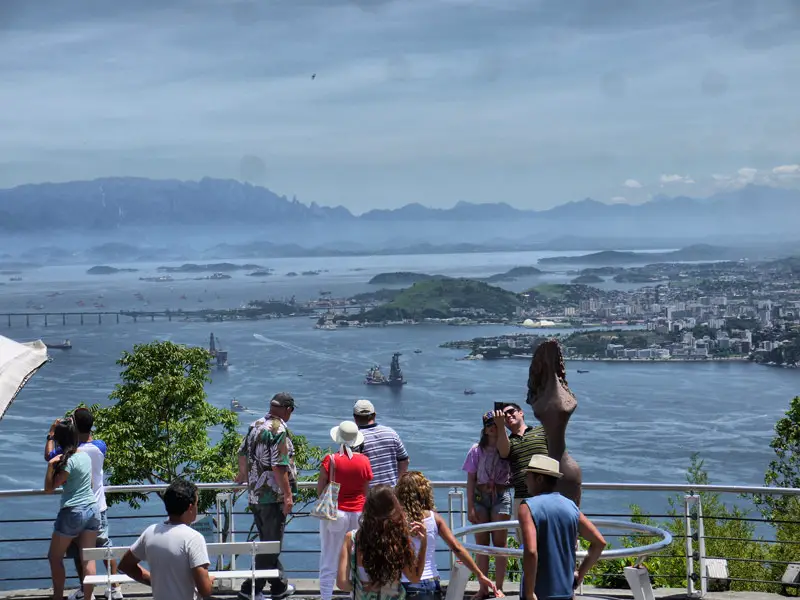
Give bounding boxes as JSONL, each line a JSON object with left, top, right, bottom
{"left": 1, "top": 0, "right": 799, "bottom": 211}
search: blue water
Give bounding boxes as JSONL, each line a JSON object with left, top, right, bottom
{"left": 0, "top": 251, "right": 796, "bottom": 589}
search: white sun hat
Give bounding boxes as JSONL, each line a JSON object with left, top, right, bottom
{"left": 526, "top": 455, "right": 563, "bottom": 478}
{"left": 330, "top": 420, "right": 365, "bottom": 448}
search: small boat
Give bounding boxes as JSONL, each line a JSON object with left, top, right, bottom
{"left": 45, "top": 339, "right": 72, "bottom": 350}
{"left": 463, "top": 389, "right": 476, "bottom": 395}
{"left": 230, "top": 399, "right": 247, "bottom": 412}
{"left": 414, "top": 349, "right": 422, "bottom": 354}
{"left": 577, "top": 369, "right": 590, "bottom": 374}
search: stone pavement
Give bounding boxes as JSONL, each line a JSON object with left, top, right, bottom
{"left": 0, "top": 581, "right": 787, "bottom": 600}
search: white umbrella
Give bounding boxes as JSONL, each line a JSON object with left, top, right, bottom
{"left": 0, "top": 334, "right": 49, "bottom": 422}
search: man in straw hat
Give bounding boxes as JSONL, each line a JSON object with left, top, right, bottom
{"left": 317, "top": 421, "right": 373, "bottom": 600}
{"left": 518, "top": 455, "right": 606, "bottom": 600}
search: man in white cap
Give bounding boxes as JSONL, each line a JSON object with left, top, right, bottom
{"left": 352, "top": 399, "right": 409, "bottom": 486}
{"left": 518, "top": 455, "right": 606, "bottom": 600}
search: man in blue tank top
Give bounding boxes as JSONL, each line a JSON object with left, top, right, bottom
{"left": 518, "top": 456, "right": 606, "bottom": 600}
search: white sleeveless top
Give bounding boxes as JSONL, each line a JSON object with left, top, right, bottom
{"left": 401, "top": 512, "right": 438, "bottom": 582}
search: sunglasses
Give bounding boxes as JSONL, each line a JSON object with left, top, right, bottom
{"left": 503, "top": 408, "right": 518, "bottom": 417}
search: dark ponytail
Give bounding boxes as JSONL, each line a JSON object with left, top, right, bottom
{"left": 53, "top": 419, "right": 79, "bottom": 474}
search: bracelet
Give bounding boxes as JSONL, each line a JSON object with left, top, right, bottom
{"left": 46, "top": 435, "right": 54, "bottom": 441}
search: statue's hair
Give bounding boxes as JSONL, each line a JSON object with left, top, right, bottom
{"left": 528, "top": 339, "right": 572, "bottom": 399}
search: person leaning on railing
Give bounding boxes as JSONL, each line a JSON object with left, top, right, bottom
{"left": 518, "top": 456, "right": 606, "bottom": 600}
{"left": 44, "top": 418, "right": 100, "bottom": 600}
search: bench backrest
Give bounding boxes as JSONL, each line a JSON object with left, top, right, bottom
{"left": 83, "top": 541, "right": 280, "bottom": 561}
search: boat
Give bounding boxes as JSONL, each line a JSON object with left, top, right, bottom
{"left": 463, "top": 388, "right": 476, "bottom": 395}
{"left": 230, "top": 398, "right": 247, "bottom": 412}
{"left": 577, "top": 369, "right": 590, "bottom": 374}
{"left": 209, "top": 333, "right": 229, "bottom": 369}
{"left": 414, "top": 349, "right": 422, "bottom": 354}
{"left": 364, "top": 353, "right": 406, "bottom": 387}
{"left": 45, "top": 340, "right": 72, "bottom": 350}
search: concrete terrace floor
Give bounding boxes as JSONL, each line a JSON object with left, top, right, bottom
{"left": 0, "top": 581, "right": 788, "bottom": 600}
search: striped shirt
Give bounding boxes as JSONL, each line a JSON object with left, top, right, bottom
{"left": 357, "top": 423, "right": 409, "bottom": 487}
{"left": 508, "top": 425, "right": 548, "bottom": 499}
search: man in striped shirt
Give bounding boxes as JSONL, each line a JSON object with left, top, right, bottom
{"left": 494, "top": 402, "right": 548, "bottom": 536}
{"left": 353, "top": 399, "right": 409, "bottom": 486}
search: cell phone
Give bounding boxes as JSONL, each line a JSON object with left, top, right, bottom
{"left": 494, "top": 401, "right": 505, "bottom": 412}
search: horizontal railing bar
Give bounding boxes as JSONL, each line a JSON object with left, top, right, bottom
{"left": 703, "top": 536, "right": 800, "bottom": 545}
{"left": 2, "top": 481, "right": 799, "bottom": 498}
{"left": 709, "top": 556, "right": 797, "bottom": 566}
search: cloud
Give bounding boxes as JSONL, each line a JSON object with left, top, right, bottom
{"left": 660, "top": 174, "right": 695, "bottom": 185}
{"left": 773, "top": 164, "right": 800, "bottom": 176}
{"left": 610, "top": 196, "right": 628, "bottom": 204}
{"left": 736, "top": 167, "right": 758, "bottom": 184}
{"left": 623, "top": 179, "right": 642, "bottom": 188}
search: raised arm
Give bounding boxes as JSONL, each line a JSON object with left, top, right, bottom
{"left": 494, "top": 411, "right": 511, "bottom": 458}
{"left": 44, "top": 419, "right": 59, "bottom": 462}
{"left": 401, "top": 522, "right": 428, "bottom": 583}
{"left": 44, "top": 456, "right": 67, "bottom": 492}
{"left": 435, "top": 513, "right": 497, "bottom": 594}
{"left": 576, "top": 512, "right": 606, "bottom": 585}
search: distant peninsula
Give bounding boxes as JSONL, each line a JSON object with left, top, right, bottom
{"left": 368, "top": 272, "right": 442, "bottom": 285}
{"left": 538, "top": 244, "right": 741, "bottom": 266}
{"left": 156, "top": 262, "right": 264, "bottom": 273}
{"left": 87, "top": 265, "right": 139, "bottom": 275}
{"left": 482, "top": 266, "right": 544, "bottom": 283}
{"left": 571, "top": 273, "right": 603, "bottom": 284}
{"left": 354, "top": 277, "right": 521, "bottom": 322}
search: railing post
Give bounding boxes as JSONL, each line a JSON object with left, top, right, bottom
{"left": 448, "top": 487, "right": 465, "bottom": 570}
{"left": 684, "top": 494, "right": 705, "bottom": 598}
{"left": 696, "top": 496, "right": 707, "bottom": 597}
{"left": 216, "top": 492, "right": 233, "bottom": 572}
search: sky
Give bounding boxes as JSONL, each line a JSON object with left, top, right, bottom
{"left": 1, "top": 0, "right": 799, "bottom": 213}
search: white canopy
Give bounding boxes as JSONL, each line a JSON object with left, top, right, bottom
{"left": 0, "top": 334, "right": 48, "bottom": 422}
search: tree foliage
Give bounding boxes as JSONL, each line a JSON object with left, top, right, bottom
{"left": 93, "top": 340, "right": 240, "bottom": 511}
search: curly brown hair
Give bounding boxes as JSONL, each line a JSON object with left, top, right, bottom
{"left": 356, "top": 485, "right": 416, "bottom": 587}
{"left": 395, "top": 471, "right": 435, "bottom": 523}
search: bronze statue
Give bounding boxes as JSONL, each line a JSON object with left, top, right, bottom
{"left": 526, "top": 339, "right": 583, "bottom": 506}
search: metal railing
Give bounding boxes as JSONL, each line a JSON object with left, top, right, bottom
{"left": 0, "top": 481, "right": 798, "bottom": 597}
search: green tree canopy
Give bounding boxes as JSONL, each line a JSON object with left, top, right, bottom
{"left": 93, "top": 340, "right": 240, "bottom": 510}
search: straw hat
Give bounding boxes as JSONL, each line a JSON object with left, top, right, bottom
{"left": 526, "top": 455, "right": 563, "bottom": 478}
{"left": 330, "top": 421, "right": 365, "bottom": 447}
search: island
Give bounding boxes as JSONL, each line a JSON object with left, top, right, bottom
{"left": 482, "top": 266, "right": 545, "bottom": 283}
{"left": 247, "top": 270, "right": 273, "bottom": 277}
{"left": 538, "top": 244, "right": 742, "bottom": 266}
{"left": 368, "top": 272, "right": 441, "bottom": 285}
{"left": 571, "top": 273, "right": 603, "bottom": 284}
{"left": 156, "top": 262, "right": 264, "bottom": 273}
{"left": 350, "top": 277, "right": 521, "bottom": 322}
{"left": 87, "top": 265, "right": 139, "bottom": 275}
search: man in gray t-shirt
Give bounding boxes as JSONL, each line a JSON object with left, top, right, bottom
{"left": 119, "top": 479, "right": 213, "bottom": 600}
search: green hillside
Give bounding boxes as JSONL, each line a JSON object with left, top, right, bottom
{"left": 356, "top": 277, "right": 521, "bottom": 321}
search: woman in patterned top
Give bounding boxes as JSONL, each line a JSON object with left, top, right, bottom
{"left": 462, "top": 411, "right": 512, "bottom": 599}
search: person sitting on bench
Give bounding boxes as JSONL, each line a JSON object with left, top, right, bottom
{"left": 119, "top": 479, "right": 214, "bottom": 599}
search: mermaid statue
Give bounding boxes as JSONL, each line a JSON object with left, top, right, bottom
{"left": 526, "top": 339, "right": 583, "bottom": 506}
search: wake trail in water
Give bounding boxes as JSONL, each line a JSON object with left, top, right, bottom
{"left": 252, "top": 333, "right": 367, "bottom": 367}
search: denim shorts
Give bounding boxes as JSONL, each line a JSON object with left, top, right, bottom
{"left": 65, "top": 510, "right": 110, "bottom": 559}
{"left": 474, "top": 487, "right": 512, "bottom": 516}
{"left": 54, "top": 504, "right": 101, "bottom": 538}
{"left": 403, "top": 578, "right": 442, "bottom": 600}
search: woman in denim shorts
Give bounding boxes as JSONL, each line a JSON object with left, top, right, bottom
{"left": 45, "top": 419, "right": 100, "bottom": 600}
{"left": 462, "top": 412, "right": 512, "bottom": 599}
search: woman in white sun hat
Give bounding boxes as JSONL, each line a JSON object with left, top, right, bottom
{"left": 317, "top": 421, "right": 374, "bottom": 600}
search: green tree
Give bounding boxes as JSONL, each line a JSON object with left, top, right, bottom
{"left": 92, "top": 340, "right": 240, "bottom": 511}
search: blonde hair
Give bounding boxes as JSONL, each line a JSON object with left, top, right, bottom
{"left": 395, "top": 471, "right": 435, "bottom": 523}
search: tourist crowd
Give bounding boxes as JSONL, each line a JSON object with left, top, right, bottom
{"left": 42, "top": 395, "right": 605, "bottom": 600}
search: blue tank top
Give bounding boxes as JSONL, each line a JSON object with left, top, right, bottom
{"left": 522, "top": 493, "right": 579, "bottom": 600}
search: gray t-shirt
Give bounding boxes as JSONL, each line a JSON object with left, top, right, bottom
{"left": 131, "top": 522, "right": 210, "bottom": 600}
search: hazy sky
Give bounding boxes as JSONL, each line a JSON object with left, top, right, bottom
{"left": 1, "top": 0, "right": 799, "bottom": 213}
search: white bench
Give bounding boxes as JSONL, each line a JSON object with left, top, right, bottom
{"left": 82, "top": 541, "right": 280, "bottom": 599}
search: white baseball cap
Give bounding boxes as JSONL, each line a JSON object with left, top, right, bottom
{"left": 353, "top": 399, "right": 375, "bottom": 416}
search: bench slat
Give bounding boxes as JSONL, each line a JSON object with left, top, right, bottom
{"left": 84, "top": 570, "right": 280, "bottom": 586}
{"left": 83, "top": 541, "right": 280, "bottom": 561}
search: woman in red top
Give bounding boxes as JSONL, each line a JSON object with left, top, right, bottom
{"left": 318, "top": 420, "right": 374, "bottom": 600}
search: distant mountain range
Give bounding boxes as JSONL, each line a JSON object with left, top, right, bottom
{"left": 2, "top": 177, "right": 799, "bottom": 238}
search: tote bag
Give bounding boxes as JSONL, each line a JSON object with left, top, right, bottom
{"left": 311, "top": 453, "right": 340, "bottom": 520}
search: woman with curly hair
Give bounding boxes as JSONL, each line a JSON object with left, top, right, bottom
{"left": 336, "top": 485, "right": 427, "bottom": 600}
{"left": 44, "top": 418, "right": 100, "bottom": 600}
{"left": 395, "top": 471, "right": 496, "bottom": 600}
